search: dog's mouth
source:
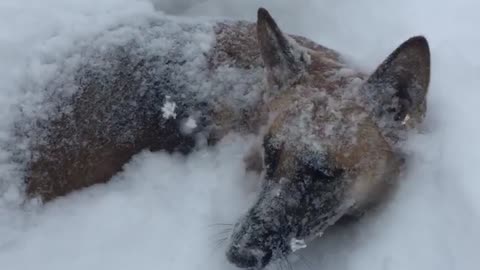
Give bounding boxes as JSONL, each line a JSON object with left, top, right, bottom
{"left": 225, "top": 244, "right": 273, "bottom": 269}
{"left": 226, "top": 235, "right": 314, "bottom": 270}
{"left": 226, "top": 247, "right": 289, "bottom": 270}
{"left": 225, "top": 214, "right": 319, "bottom": 269}
{"left": 225, "top": 216, "right": 291, "bottom": 269}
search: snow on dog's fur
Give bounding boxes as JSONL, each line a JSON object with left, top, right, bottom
{"left": 12, "top": 8, "right": 430, "bottom": 270}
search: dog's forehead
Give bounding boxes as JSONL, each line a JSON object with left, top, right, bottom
{"left": 268, "top": 83, "right": 369, "bottom": 153}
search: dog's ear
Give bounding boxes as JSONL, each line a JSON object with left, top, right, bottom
{"left": 257, "top": 8, "right": 310, "bottom": 90}
{"left": 363, "top": 36, "right": 431, "bottom": 126}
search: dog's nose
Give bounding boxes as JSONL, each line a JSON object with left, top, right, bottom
{"left": 226, "top": 246, "right": 262, "bottom": 269}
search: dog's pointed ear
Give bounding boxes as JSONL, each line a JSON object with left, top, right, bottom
{"left": 257, "top": 8, "right": 310, "bottom": 90}
{"left": 363, "top": 36, "right": 431, "bottom": 126}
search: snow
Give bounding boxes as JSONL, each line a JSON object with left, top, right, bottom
{"left": 290, "top": 238, "right": 307, "bottom": 252}
{"left": 0, "top": 1, "right": 479, "bottom": 270}
{"left": 161, "top": 99, "right": 177, "bottom": 119}
{"left": 182, "top": 117, "right": 198, "bottom": 134}
{"left": 185, "top": 118, "right": 197, "bottom": 129}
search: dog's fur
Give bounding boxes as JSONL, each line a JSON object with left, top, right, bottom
{"left": 15, "top": 8, "right": 430, "bottom": 270}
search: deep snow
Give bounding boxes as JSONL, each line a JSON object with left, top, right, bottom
{"left": 0, "top": 0, "right": 479, "bottom": 270}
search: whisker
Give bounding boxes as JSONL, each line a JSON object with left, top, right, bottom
{"left": 275, "top": 257, "right": 285, "bottom": 270}
{"left": 212, "top": 237, "right": 229, "bottom": 251}
{"left": 207, "top": 223, "right": 234, "bottom": 227}
{"left": 214, "top": 237, "right": 228, "bottom": 243}
{"left": 298, "top": 254, "right": 314, "bottom": 270}
{"left": 287, "top": 255, "right": 295, "bottom": 270}
{"left": 208, "top": 227, "right": 233, "bottom": 238}
{"left": 207, "top": 237, "right": 229, "bottom": 258}
{"left": 288, "top": 260, "right": 294, "bottom": 270}
{"left": 281, "top": 254, "right": 293, "bottom": 270}
{"left": 206, "top": 222, "right": 233, "bottom": 247}
{"left": 283, "top": 257, "right": 290, "bottom": 270}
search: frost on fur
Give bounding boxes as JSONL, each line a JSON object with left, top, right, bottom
{"left": 290, "top": 238, "right": 307, "bottom": 252}
{"left": 162, "top": 98, "right": 177, "bottom": 119}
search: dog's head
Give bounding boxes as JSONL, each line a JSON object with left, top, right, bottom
{"left": 226, "top": 8, "right": 430, "bottom": 269}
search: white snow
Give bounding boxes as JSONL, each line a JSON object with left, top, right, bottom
{"left": 161, "top": 100, "right": 177, "bottom": 119}
{"left": 182, "top": 117, "right": 197, "bottom": 133}
{"left": 0, "top": 1, "right": 479, "bottom": 270}
{"left": 290, "top": 238, "right": 307, "bottom": 252}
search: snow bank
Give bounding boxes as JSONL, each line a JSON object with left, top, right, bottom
{"left": 0, "top": 134, "right": 259, "bottom": 270}
{"left": 0, "top": 0, "right": 479, "bottom": 270}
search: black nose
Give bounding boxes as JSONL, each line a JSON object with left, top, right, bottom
{"left": 226, "top": 246, "right": 273, "bottom": 269}
{"left": 226, "top": 246, "right": 259, "bottom": 269}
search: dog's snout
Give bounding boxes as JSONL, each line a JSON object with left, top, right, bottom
{"left": 226, "top": 246, "right": 270, "bottom": 269}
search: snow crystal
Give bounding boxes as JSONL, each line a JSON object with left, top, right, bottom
{"left": 290, "top": 238, "right": 307, "bottom": 252}
{"left": 184, "top": 117, "right": 197, "bottom": 130}
{"left": 162, "top": 100, "right": 177, "bottom": 119}
{"left": 402, "top": 113, "right": 411, "bottom": 125}
{"left": 179, "top": 116, "right": 198, "bottom": 135}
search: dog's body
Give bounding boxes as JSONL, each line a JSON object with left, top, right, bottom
{"left": 18, "top": 13, "right": 348, "bottom": 202}
{"left": 14, "top": 8, "right": 430, "bottom": 270}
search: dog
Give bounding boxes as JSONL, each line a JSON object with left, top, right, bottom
{"left": 14, "top": 7, "right": 430, "bottom": 269}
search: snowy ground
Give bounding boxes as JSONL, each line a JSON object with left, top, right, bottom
{"left": 0, "top": 0, "right": 479, "bottom": 269}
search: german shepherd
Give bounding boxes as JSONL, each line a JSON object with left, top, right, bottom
{"left": 15, "top": 7, "right": 430, "bottom": 269}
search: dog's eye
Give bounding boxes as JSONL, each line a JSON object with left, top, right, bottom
{"left": 263, "top": 135, "right": 282, "bottom": 179}
{"left": 303, "top": 163, "right": 343, "bottom": 182}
